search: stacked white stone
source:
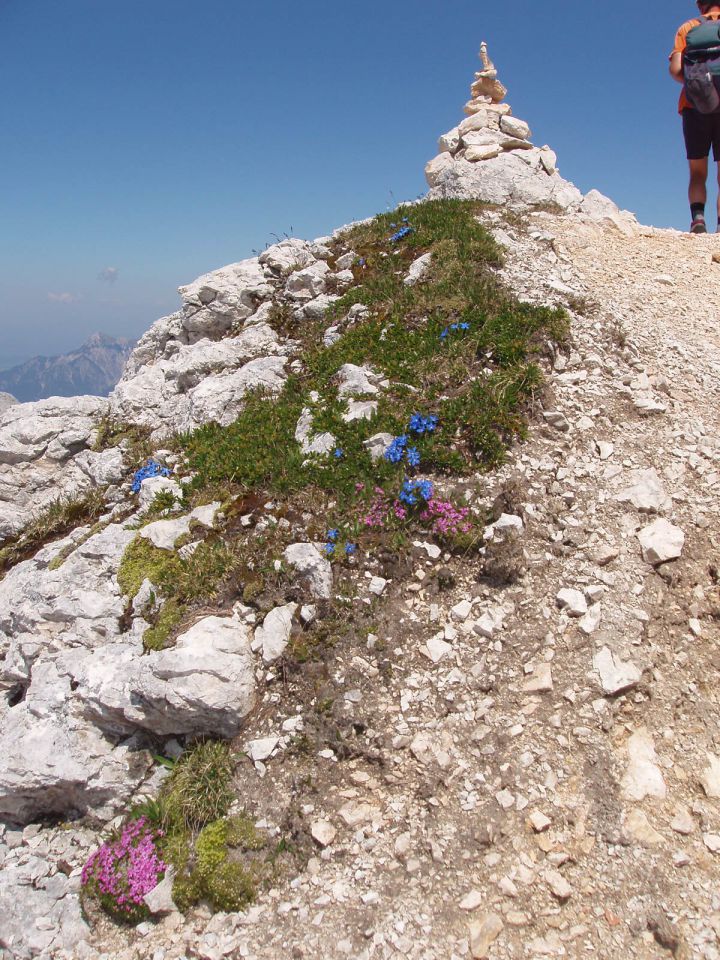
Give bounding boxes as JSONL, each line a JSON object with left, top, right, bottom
{"left": 437, "top": 41, "right": 541, "bottom": 166}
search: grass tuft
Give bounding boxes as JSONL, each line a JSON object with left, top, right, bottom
{"left": 117, "top": 535, "right": 240, "bottom": 603}
{"left": 159, "top": 741, "right": 235, "bottom": 834}
{"left": 0, "top": 489, "right": 107, "bottom": 577}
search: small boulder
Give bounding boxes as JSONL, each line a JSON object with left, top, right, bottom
{"left": 593, "top": 647, "right": 642, "bottom": 696}
{"left": 638, "top": 519, "right": 685, "bottom": 565}
{"left": 556, "top": 588, "right": 587, "bottom": 618}
{"left": 284, "top": 543, "right": 333, "bottom": 599}
{"left": 255, "top": 603, "right": 298, "bottom": 663}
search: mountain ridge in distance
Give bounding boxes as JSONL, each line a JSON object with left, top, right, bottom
{"left": 0, "top": 332, "right": 135, "bottom": 402}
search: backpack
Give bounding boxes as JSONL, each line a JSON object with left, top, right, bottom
{"left": 684, "top": 16, "right": 720, "bottom": 114}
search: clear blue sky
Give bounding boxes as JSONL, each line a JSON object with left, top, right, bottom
{"left": 0, "top": 0, "right": 701, "bottom": 368}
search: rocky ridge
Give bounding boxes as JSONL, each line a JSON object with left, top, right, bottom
{"left": 2, "top": 41, "right": 720, "bottom": 960}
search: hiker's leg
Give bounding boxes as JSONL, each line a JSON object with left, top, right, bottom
{"left": 689, "top": 158, "right": 709, "bottom": 207}
{"left": 684, "top": 110, "right": 712, "bottom": 231}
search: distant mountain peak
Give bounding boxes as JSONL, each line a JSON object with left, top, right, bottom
{"left": 0, "top": 334, "right": 135, "bottom": 402}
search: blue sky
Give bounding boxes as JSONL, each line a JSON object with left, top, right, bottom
{"left": 0, "top": 0, "right": 701, "bottom": 368}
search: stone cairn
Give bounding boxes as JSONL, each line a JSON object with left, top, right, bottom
{"left": 430, "top": 41, "right": 556, "bottom": 174}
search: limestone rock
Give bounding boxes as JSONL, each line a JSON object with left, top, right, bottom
{"left": 139, "top": 475, "right": 183, "bottom": 510}
{"left": 593, "top": 647, "right": 642, "bottom": 696}
{"left": 616, "top": 468, "right": 671, "bottom": 514}
{"left": 112, "top": 334, "right": 288, "bottom": 438}
{"left": 246, "top": 737, "right": 279, "bottom": 763}
{"left": 545, "top": 868, "right": 573, "bottom": 901}
{"left": 556, "top": 588, "right": 587, "bottom": 617}
{"left": 438, "top": 127, "right": 460, "bottom": 154}
{"left": 284, "top": 543, "right": 333, "bottom": 599}
{"left": 0, "top": 695, "right": 152, "bottom": 825}
{"left": 460, "top": 890, "right": 484, "bottom": 912}
{"left": 465, "top": 144, "right": 501, "bottom": 163}
{"left": 338, "top": 801, "right": 380, "bottom": 828}
{"left": 144, "top": 866, "right": 178, "bottom": 915}
{"left": 427, "top": 152, "right": 583, "bottom": 210}
{"left": 336, "top": 364, "right": 382, "bottom": 398}
{"left": 255, "top": 603, "right": 298, "bottom": 663}
{"left": 700, "top": 753, "right": 720, "bottom": 799}
{"left": 459, "top": 113, "right": 495, "bottom": 136}
{"left": 465, "top": 99, "right": 511, "bottom": 118}
{"left": 0, "top": 395, "right": 109, "bottom": 543}
{"left": 671, "top": 807, "right": 696, "bottom": 835}
{"left": 469, "top": 912, "right": 504, "bottom": 958}
{"left": 461, "top": 131, "right": 503, "bottom": 149}
{"left": 638, "top": 518, "right": 685, "bottom": 565}
{"left": 0, "top": 391, "right": 17, "bottom": 414}
{"left": 579, "top": 189, "right": 639, "bottom": 237}
{"left": 539, "top": 147, "right": 557, "bottom": 174}
{"left": 178, "top": 258, "right": 274, "bottom": 342}
{"left": 474, "top": 607, "right": 505, "bottom": 638}
{"left": 295, "top": 407, "right": 337, "bottom": 456}
{"left": 624, "top": 809, "right": 663, "bottom": 847}
{"left": 285, "top": 261, "right": 331, "bottom": 302}
{"left": 404, "top": 252, "right": 433, "bottom": 286}
{"left": 500, "top": 115, "right": 531, "bottom": 140}
{"left": 424, "top": 635, "right": 453, "bottom": 664}
{"left": 0, "top": 867, "right": 90, "bottom": 958}
{"left": 425, "top": 151, "right": 456, "bottom": 189}
{"left": 258, "top": 238, "right": 316, "bottom": 276}
{"left": 311, "top": 820, "right": 337, "bottom": 848}
{"left": 522, "top": 663, "right": 553, "bottom": 693}
{"left": 471, "top": 76, "right": 507, "bottom": 103}
{"left": 73, "top": 616, "right": 256, "bottom": 739}
{"left": 139, "top": 502, "right": 220, "bottom": 551}
{"left": 364, "top": 432, "right": 395, "bottom": 462}
{"left": 342, "top": 400, "right": 377, "bottom": 423}
{"left": 622, "top": 728, "right": 667, "bottom": 801}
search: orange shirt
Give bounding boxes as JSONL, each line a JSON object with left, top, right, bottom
{"left": 671, "top": 13, "right": 720, "bottom": 112}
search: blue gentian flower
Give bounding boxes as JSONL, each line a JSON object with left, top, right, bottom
{"left": 398, "top": 478, "right": 435, "bottom": 505}
{"left": 389, "top": 225, "right": 413, "bottom": 243}
{"left": 345, "top": 543, "right": 357, "bottom": 556}
{"left": 408, "top": 414, "right": 438, "bottom": 435}
{"left": 327, "top": 529, "right": 339, "bottom": 541}
{"left": 384, "top": 434, "right": 409, "bottom": 463}
{"left": 131, "top": 459, "right": 171, "bottom": 494}
{"left": 334, "top": 448, "right": 344, "bottom": 459}
{"left": 406, "top": 446, "right": 421, "bottom": 468}
{"left": 418, "top": 479, "right": 434, "bottom": 501}
{"left": 324, "top": 543, "right": 336, "bottom": 556}
{"left": 398, "top": 482, "right": 418, "bottom": 506}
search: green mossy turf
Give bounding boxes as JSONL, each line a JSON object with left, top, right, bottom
{"left": 180, "top": 200, "right": 566, "bottom": 508}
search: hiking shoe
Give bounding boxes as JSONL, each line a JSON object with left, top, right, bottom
{"left": 690, "top": 216, "right": 708, "bottom": 234}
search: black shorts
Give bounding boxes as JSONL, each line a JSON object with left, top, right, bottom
{"left": 682, "top": 107, "right": 720, "bottom": 161}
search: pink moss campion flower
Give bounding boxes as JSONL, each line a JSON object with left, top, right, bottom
{"left": 421, "top": 498, "right": 472, "bottom": 537}
{"left": 82, "top": 817, "right": 166, "bottom": 923}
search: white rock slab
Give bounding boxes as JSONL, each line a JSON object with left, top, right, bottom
{"left": 556, "top": 588, "right": 587, "bottom": 617}
{"left": 616, "top": 468, "right": 671, "bottom": 514}
{"left": 700, "top": 753, "right": 720, "bottom": 799}
{"left": 638, "top": 518, "right": 685, "bottom": 565}
{"left": 256, "top": 603, "right": 298, "bottom": 663}
{"left": 593, "top": 647, "right": 641, "bottom": 695}
{"left": 284, "top": 543, "right": 333, "bottom": 599}
{"left": 621, "top": 728, "right": 667, "bottom": 801}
